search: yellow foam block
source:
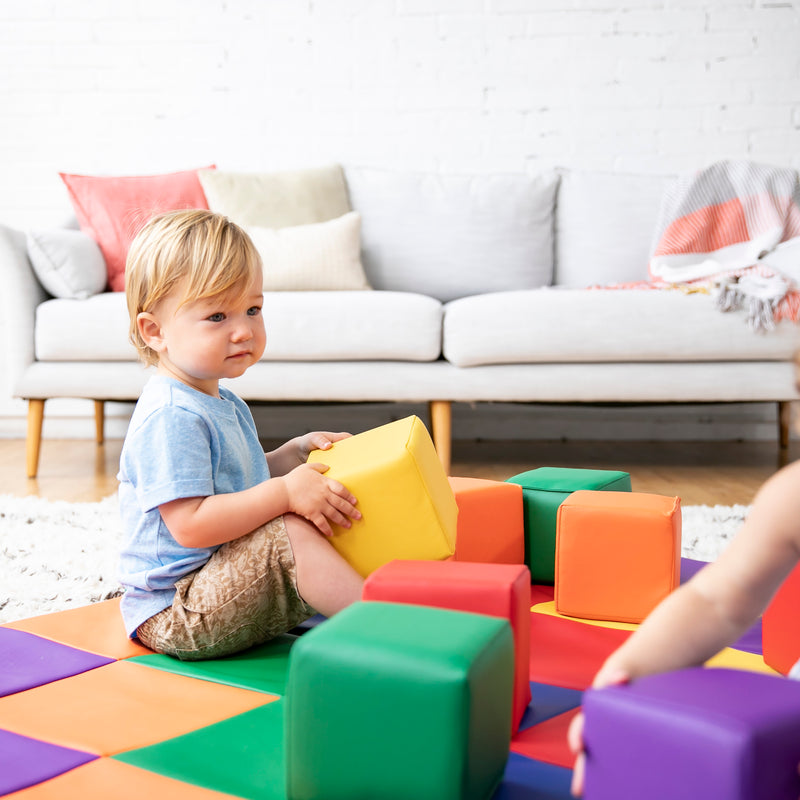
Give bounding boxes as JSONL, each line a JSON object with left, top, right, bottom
{"left": 307, "top": 416, "right": 458, "bottom": 576}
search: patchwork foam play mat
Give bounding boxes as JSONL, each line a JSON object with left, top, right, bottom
{"left": 0, "top": 557, "right": 775, "bottom": 799}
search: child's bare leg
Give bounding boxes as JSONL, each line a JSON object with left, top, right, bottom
{"left": 284, "top": 513, "right": 364, "bottom": 617}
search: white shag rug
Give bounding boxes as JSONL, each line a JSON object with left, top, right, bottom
{"left": 0, "top": 494, "right": 750, "bottom": 625}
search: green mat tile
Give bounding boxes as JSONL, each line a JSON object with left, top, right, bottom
{"left": 130, "top": 634, "right": 297, "bottom": 695}
{"left": 114, "top": 700, "right": 286, "bottom": 800}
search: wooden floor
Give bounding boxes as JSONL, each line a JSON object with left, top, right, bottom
{"left": 1, "top": 436, "right": 797, "bottom": 506}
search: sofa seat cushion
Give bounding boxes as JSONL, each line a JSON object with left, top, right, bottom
{"left": 443, "top": 289, "right": 799, "bottom": 367}
{"left": 35, "top": 291, "right": 443, "bottom": 362}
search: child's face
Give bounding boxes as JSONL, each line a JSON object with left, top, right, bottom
{"left": 144, "top": 270, "right": 266, "bottom": 396}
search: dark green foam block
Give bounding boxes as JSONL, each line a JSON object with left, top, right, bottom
{"left": 506, "top": 467, "right": 631, "bottom": 584}
{"left": 114, "top": 699, "right": 285, "bottom": 800}
{"left": 129, "top": 634, "right": 297, "bottom": 695}
{"left": 285, "top": 601, "right": 514, "bottom": 800}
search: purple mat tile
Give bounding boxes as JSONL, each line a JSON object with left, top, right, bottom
{"left": 680, "top": 558, "right": 763, "bottom": 655}
{"left": 0, "top": 627, "right": 114, "bottom": 697}
{"left": 0, "top": 728, "right": 96, "bottom": 794}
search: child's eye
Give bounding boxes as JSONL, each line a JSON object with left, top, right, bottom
{"left": 207, "top": 312, "right": 225, "bottom": 323}
{"left": 247, "top": 306, "right": 262, "bottom": 317}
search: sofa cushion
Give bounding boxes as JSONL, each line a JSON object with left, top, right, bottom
{"left": 26, "top": 229, "right": 108, "bottom": 299}
{"left": 60, "top": 168, "right": 213, "bottom": 293}
{"left": 198, "top": 165, "right": 351, "bottom": 228}
{"left": 35, "top": 291, "right": 442, "bottom": 362}
{"left": 443, "top": 289, "right": 799, "bottom": 366}
{"left": 247, "top": 212, "right": 371, "bottom": 291}
{"left": 554, "top": 170, "right": 672, "bottom": 287}
{"left": 345, "top": 167, "right": 559, "bottom": 302}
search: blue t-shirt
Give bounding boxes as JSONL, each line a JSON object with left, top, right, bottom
{"left": 117, "top": 376, "right": 270, "bottom": 638}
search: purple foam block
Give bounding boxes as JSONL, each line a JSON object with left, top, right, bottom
{"left": 0, "top": 728, "right": 96, "bottom": 794}
{"left": 583, "top": 667, "right": 800, "bottom": 800}
{"left": 0, "top": 627, "right": 114, "bottom": 697}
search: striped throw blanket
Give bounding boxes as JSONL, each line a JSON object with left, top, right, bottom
{"left": 647, "top": 160, "right": 800, "bottom": 331}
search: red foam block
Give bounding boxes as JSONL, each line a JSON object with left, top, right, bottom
{"left": 763, "top": 561, "right": 800, "bottom": 675}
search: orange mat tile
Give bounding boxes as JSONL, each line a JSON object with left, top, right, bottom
{"left": 2, "top": 599, "right": 151, "bottom": 660}
{"left": 2, "top": 757, "right": 241, "bottom": 799}
{"left": 0, "top": 660, "right": 275, "bottom": 756}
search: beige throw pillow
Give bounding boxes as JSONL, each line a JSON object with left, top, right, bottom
{"left": 198, "top": 165, "right": 351, "bottom": 228}
{"left": 248, "top": 212, "right": 371, "bottom": 292}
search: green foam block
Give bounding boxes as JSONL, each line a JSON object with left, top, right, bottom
{"left": 285, "top": 601, "right": 514, "bottom": 800}
{"left": 506, "top": 467, "right": 631, "bottom": 583}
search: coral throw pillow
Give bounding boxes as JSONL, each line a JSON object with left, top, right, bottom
{"left": 60, "top": 167, "right": 214, "bottom": 291}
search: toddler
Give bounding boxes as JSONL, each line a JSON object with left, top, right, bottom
{"left": 118, "top": 209, "right": 364, "bottom": 660}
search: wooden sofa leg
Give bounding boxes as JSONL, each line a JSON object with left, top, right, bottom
{"left": 779, "top": 401, "right": 791, "bottom": 450}
{"left": 429, "top": 400, "right": 452, "bottom": 476}
{"left": 94, "top": 400, "right": 105, "bottom": 445}
{"left": 26, "top": 399, "right": 45, "bottom": 479}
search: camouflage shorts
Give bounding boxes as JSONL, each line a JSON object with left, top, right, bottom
{"left": 137, "top": 515, "right": 313, "bottom": 661}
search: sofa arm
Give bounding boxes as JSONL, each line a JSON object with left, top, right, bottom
{"left": 0, "top": 223, "right": 48, "bottom": 397}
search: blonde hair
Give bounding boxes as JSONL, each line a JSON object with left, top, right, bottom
{"left": 125, "top": 209, "right": 261, "bottom": 366}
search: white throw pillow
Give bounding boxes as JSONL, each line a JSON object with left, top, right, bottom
{"left": 26, "top": 228, "right": 107, "bottom": 299}
{"left": 344, "top": 168, "right": 560, "bottom": 302}
{"left": 247, "top": 212, "right": 371, "bottom": 292}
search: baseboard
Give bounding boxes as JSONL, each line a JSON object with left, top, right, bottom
{"left": 0, "top": 400, "right": 792, "bottom": 442}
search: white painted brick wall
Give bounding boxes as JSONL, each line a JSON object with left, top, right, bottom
{"left": 1, "top": 0, "right": 799, "bottom": 437}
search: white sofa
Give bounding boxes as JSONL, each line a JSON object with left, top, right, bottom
{"left": 3, "top": 165, "right": 799, "bottom": 478}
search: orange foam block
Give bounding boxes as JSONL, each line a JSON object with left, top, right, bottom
{"left": 448, "top": 477, "right": 525, "bottom": 565}
{"left": 362, "top": 559, "right": 532, "bottom": 733}
{"left": 763, "top": 561, "right": 800, "bottom": 675}
{"left": 555, "top": 491, "right": 681, "bottom": 624}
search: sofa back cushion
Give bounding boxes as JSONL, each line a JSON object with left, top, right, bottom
{"left": 345, "top": 168, "right": 559, "bottom": 302}
{"left": 554, "top": 170, "right": 672, "bottom": 287}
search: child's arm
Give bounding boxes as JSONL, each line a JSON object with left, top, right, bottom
{"left": 569, "top": 459, "right": 800, "bottom": 796}
{"left": 159, "top": 461, "right": 360, "bottom": 548}
{"left": 266, "top": 431, "right": 351, "bottom": 477}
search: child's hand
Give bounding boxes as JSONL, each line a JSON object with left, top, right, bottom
{"left": 267, "top": 431, "right": 352, "bottom": 477}
{"left": 568, "top": 668, "right": 629, "bottom": 797}
{"left": 281, "top": 461, "right": 361, "bottom": 537}
{"left": 296, "top": 431, "right": 351, "bottom": 462}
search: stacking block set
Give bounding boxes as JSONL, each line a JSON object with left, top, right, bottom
{"left": 3, "top": 415, "right": 800, "bottom": 798}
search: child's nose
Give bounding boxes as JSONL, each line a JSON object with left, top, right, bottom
{"left": 231, "top": 320, "right": 253, "bottom": 342}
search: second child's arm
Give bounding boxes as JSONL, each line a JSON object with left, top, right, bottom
{"left": 159, "top": 462, "right": 360, "bottom": 548}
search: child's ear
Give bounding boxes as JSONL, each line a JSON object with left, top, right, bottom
{"left": 137, "top": 312, "right": 166, "bottom": 353}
